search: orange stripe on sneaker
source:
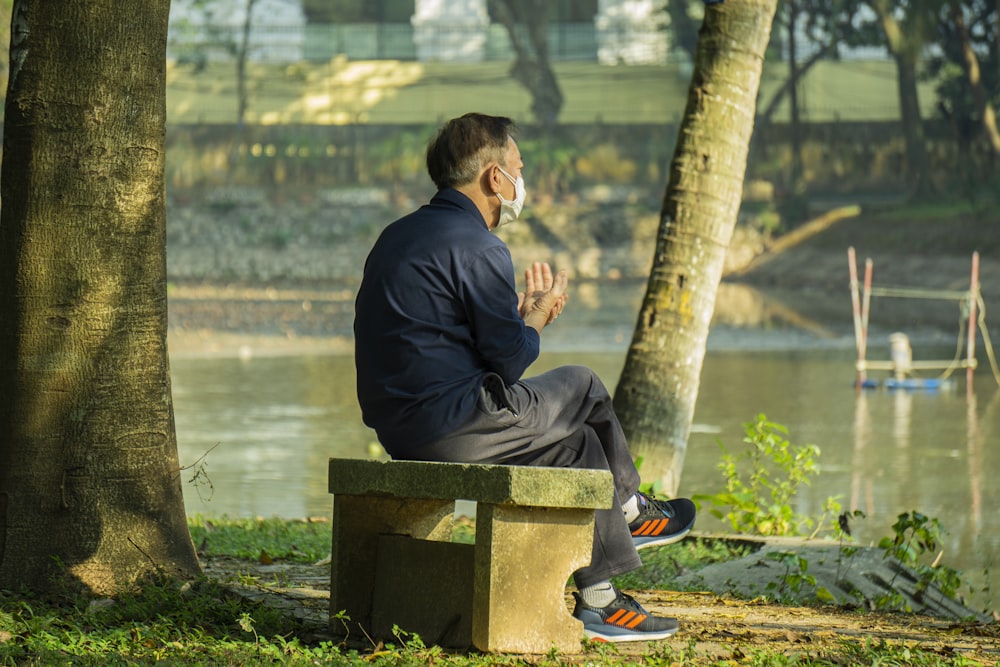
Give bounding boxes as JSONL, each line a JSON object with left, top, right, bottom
{"left": 607, "top": 609, "right": 628, "bottom": 624}
{"left": 634, "top": 521, "right": 654, "bottom": 536}
{"left": 634, "top": 518, "right": 670, "bottom": 536}
{"left": 615, "top": 611, "right": 638, "bottom": 627}
{"left": 625, "top": 613, "right": 647, "bottom": 629}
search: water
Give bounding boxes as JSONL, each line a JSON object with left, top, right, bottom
{"left": 171, "top": 340, "right": 1000, "bottom": 609}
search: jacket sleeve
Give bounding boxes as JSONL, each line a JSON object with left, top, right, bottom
{"left": 460, "top": 245, "right": 540, "bottom": 384}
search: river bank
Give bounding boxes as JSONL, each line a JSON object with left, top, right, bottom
{"left": 166, "top": 197, "right": 1000, "bottom": 359}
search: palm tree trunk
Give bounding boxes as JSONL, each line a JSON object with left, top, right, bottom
{"left": 613, "top": 0, "right": 779, "bottom": 497}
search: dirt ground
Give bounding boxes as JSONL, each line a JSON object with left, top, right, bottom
{"left": 204, "top": 542, "right": 1000, "bottom": 664}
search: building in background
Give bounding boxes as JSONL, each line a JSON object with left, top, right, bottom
{"left": 595, "top": 0, "right": 671, "bottom": 65}
{"left": 167, "top": 0, "right": 678, "bottom": 65}
{"left": 168, "top": 0, "right": 307, "bottom": 63}
{"left": 411, "top": 0, "right": 490, "bottom": 62}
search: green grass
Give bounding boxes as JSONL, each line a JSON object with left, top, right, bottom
{"left": 166, "top": 58, "right": 940, "bottom": 126}
{"left": 188, "top": 514, "right": 333, "bottom": 563}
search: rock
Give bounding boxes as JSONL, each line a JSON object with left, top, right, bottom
{"left": 675, "top": 536, "right": 992, "bottom": 623}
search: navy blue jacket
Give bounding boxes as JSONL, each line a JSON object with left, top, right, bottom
{"left": 354, "top": 188, "right": 540, "bottom": 455}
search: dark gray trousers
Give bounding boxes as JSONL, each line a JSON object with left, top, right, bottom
{"left": 404, "top": 365, "right": 643, "bottom": 588}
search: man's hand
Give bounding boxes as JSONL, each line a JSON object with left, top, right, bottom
{"left": 518, "top": 261, "right": 569, "bottom": 332}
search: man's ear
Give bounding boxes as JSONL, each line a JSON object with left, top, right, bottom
{"left": 485, "top": 163, "right": 502, "bottom": 195}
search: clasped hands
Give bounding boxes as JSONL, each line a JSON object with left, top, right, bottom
{"left": 518, "top": 261, "right": 568, "bottom": 331}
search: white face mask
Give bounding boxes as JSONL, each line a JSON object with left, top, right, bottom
{"left": 495, "top": 166, "right": 526, "bottom": 229}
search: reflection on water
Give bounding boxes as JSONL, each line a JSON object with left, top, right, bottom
{"left": 172, "top": 345, "right": 1000, "bottom": 609}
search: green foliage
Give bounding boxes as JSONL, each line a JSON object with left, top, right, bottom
{"left": 694, "top": 413, "right": 842, "bottom": 537}
{"left": 518, "top": 136, "right": 579, "bottom": 194}
{"left": 764, "top": 551, "right": 818, "bottom": 602}
{"left": 634, "top": 455, "right": 666, "bottom": 498}
{"left": 874, "top": 510, "right": 964, "bottom": 612}
{"left": 365, "top": 125, "right": 437, "bottom": 186}
{"left": 828, "top": 636, "right": 986, "bottom": 667}
{"left": 693, "top": 418, "right": 975, "bottom": 613}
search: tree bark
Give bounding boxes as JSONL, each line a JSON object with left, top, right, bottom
{"left": 0, "top": 0, "right": 11, "bottom": 108}
{"left": 613, "top": 0, "right": 778, "bottom": 497}
{"left": 0, "top": 0, "right": 201, "bottom": 595}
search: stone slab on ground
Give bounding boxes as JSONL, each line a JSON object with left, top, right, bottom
{"left": 674, "top": 536, "right": 992, "bottom": 623}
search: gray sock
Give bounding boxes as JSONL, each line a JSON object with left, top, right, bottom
{"left": 622, "top": 493, "right": 641, "bottom": 523}
{"left": 578, "top": 581, "right": 617, "bottom": 608}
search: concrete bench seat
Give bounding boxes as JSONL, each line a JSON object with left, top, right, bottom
{"left": 327, "top": 457, "right": 614, "bottom": 653}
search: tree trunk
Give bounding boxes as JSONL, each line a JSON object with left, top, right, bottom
{"left": 787, "top": 1, "right": 804, "bottom": 186}
{"left": 0, "top": 0, "right": 11, "bottom": 109}
{"left": 613, "top": 0, "right": 778, "bottom": 497}
{"left": 870, "top": 0, "right": 936, "bottom": 197}
{"left": 490, "top": 0, "right": 564, "bottom": 126}
{"left": 894, "top": 54, "right": 937, "bottom": 195}
{"left": 236, "top": 0, "right": 259, "bottom": 126}
{"left": 0, "top": 0, "right": 202, "bottom": 595}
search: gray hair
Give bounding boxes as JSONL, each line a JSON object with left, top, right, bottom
{"left": 426, "top": 113, "right": 517, "bottom": 189}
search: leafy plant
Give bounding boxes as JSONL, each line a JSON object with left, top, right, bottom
{"left": 765, "top": 550, "right": 820, "bottom": 603}
{"left": 874, "top": 510, "right": 963, "bottom": 611}
{"left": 834, "top": 509, "right": 867, "bottom": 590}
{"left": 694, "top": 413, "right": 842, "bottom": 537}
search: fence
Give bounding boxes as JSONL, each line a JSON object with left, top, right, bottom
{"left": 169, "top": 22, "right": 650, "bottom": 65}
{"left": 163, "top": 119, "right": 962, "bottom": 199}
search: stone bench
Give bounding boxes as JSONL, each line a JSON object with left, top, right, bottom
{"left": 327, "top": 457, "right": 614, "bottom": 653}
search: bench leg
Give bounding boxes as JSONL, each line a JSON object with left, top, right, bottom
{"left": 329, "top": 494, "right": 454, "bottom": 638}
{"left": 472, "top": 503, "right": 593, "bottom": 653}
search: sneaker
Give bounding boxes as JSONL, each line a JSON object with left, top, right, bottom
{"left": 572, "top": 589, "right": 679, "bottom": 642}
{"left": 629, "top": 492, "right": 696, "bottom": 550}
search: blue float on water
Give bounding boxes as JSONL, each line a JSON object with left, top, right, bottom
{"left": 859, "top": 377, "right": 956, "bottom": 391}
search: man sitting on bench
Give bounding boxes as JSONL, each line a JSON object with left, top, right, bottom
{"left": 353, "top": 112, "right": 696, "bottom": 643}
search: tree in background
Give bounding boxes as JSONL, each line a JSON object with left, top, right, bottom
{"left": 171, "top": 0, "right": 266, "bottom": 125}
{"left": 927, "top": 0, "right": 1000, "bottom": 189}
{"left": 666, "top": 0, "right": 703, "bottom": 63}
{"left": 855, "top": 0, "right": 939, "bottom": 197}
{"left": 236, "top": 0, "right": 260, "bottom": 125}
{"left": 613, "top": 0, "right": 779, "bottom": 497}
{"left": 489, "top": 0, "right": 565, "bottom": 127}
{"left": 0, "top": 0, "right": 201, "bottom": 594}
{"left": 0, "top": 0, "right": 11, "bottom": 116}
{"left": 760, "top": 0, "right": 857, "bottom": 188}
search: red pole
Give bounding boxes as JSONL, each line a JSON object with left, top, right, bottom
{"left": 862, "top": 257, "right": 873, "bottom": 368}
{"left": 967, "top": 251, "right": 980, "bottom": 393}
{"left": 848, "top": 247, "right": 864, "bottom": 388}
